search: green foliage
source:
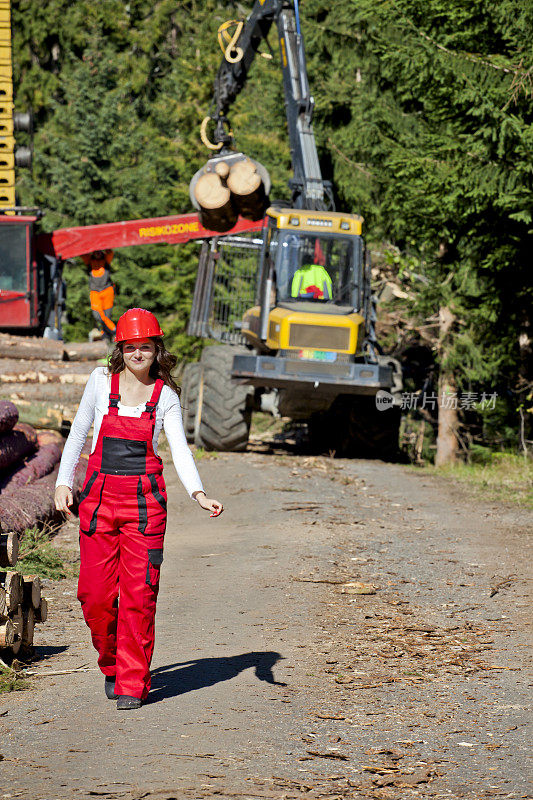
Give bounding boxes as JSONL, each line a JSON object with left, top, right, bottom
{"left": 10, "top": 0, "right": 531, "bottom": 445}
{"left": 427, "top": 451, "right": 533, "bottom": 508}
{"left": 16, "top": 527, "right": 71, "bottom": 580}
{"left": 0, "top": 666, "right": 28, "bottom": 694}
{"left": 303, "top": 0, "right": 532, "bottom": 394}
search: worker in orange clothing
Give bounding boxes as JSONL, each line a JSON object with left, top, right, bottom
{"left": 82, "top": 249, "right": 116, "bottom": 341}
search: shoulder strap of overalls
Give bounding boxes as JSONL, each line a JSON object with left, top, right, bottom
{"left": 108, "top": 372, "right": 120, "bottom": 415}
{"left": 142, "top": 378, "right": 165, "bottom": 419}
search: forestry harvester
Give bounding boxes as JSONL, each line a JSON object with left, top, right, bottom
{"left": 184, "top": 0, "right": 403, "bottom": 458}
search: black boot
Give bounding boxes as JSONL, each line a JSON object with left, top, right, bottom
{"left": 104, "top": 676, "right": 118, "bottom": 700}
{"left": 116, "top": 695, "right": 142, "bottom": 710}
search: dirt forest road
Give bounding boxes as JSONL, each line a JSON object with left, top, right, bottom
{"left": 1, "top": 443, "right": 531, "bottom": 800}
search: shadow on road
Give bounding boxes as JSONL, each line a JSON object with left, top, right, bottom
{"left": 33, "top": 644, "right": 70, "bottom": 659}
{"left": 148, "top": 650, "right": 287, "bottom": 703}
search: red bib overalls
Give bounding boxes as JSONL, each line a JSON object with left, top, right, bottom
{"left": 77, "top": 373, "right": 167, "bottom": 700}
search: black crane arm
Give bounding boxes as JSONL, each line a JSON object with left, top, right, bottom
{"left": 211, "top": 0, "right": 331, "bottom": 210}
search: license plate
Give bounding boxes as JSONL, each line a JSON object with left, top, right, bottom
{"left": 298, "top": 349, "right": 337, "bottom": 362}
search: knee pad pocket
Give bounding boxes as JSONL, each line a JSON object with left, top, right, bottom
{"left": 146, "top": 548, "right": 163, "bottom": 587}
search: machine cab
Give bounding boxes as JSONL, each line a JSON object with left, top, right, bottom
{"left": 247, "top": 208, "right": 369, "bottom": 358}
{"left": 264, "top": 208, "right": 365, "bottom": 315}
{"left": 0, "top": 215, "right": 39, "bottom": 329}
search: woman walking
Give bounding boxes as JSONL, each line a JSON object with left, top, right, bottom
{"left": 54, "top": 308, "right": 222, "bottom": 709}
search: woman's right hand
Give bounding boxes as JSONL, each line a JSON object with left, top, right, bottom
{"left": 55, "top": 485, "right": 73, "bottom": 516}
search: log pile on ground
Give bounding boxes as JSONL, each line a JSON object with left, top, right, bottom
{"left": 0, "top": 402, "right": 64, "bottom": 535}
{"left": 0, "top": 562, "right": 48, "bottom": 658}
{"left": 0, "top": 333, "right": 107, "bottom": 362}
{"left": 0, "top": 399, "right": 61, "bottom": 658}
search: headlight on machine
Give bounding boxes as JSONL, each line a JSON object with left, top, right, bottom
{"left": 288, "top": 324, "right": 351, "bottom": 351}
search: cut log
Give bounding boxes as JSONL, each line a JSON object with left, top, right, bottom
{"left": 37, "top": 429, "right": 64, "bottom": 446}
{"left": 0, "top": 400, "right": 18, "bottom": 433}
{"left": 10, "top": 604, "right": 23, "bottom": 655}
{"left": 227, "top": 159, "right": 266, "bottom": 221}
{"left": 0, "top": 382, "right": 85, "bottom": 405}
{"left": 0, "top": 618, "right": 14, "bottom": 647}
{"left": 64, "top": 340, "right": 108, "bottom": 361}
{"left": 0, "top": 441, "right": 63, "bottom": 492}
{"left": 0, "top": 333, "right": 65, "bottom": 361}
{"left": 1, "top": 571, "right": 23, "bottom": 611}
{"left": 0, "top": 585, "right": 6, "bottom": 619}
{"left": 22, "top": 606, "right": 35, "bottom": 648}
{"left": 17, "top": 404, "right": 65, "bottom": 433}
{"left": 0, "top": 466, "right": 59, "bottom": 536}
{"left": 194, "top": 172, "right": 237, "bottom": 232}
{"left": 0, "top": 422, "right": 38, "bottom": 471}
{"left": 0, "top": 358, "right": 94, "bottom": 385}
{"left": 0, "top": 533, "right": 20, "bottom": 568}
{"left": 22, "top": 574, "right": 42, "bottom": 610}
{"left": 214, "top": 161, "right": 230, "bottom": 180}
{"left": 35, "top": 596, "right": 48, "bottom": 624}
{"left": 22, "top": 575, "right": 42, "bottom": 610}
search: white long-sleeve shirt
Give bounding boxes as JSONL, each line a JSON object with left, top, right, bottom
{"left": 56, "top": 367, "right": 204, "bottom": 498}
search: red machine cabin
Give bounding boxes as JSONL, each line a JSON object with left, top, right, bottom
{"left": 0, "top": 215, "right": 39, "bottom": 329}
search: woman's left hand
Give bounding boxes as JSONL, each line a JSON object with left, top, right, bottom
{"left": 194, "top": 492, "right": 224, "bottom": 516}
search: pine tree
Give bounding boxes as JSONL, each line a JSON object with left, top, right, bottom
{"left": 303, "top": 0, "right": 533, "bottom": 457}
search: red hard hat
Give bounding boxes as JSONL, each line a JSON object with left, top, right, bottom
{"left": 115, "top": 308, "right": 164, "bottom": 342}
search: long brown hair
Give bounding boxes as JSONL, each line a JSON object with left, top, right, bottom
{"left": 108, "top": 337, "right": 180, "bottom": 396}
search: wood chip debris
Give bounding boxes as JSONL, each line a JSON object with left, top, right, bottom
{"left": 341, "top": 581, "right": 377, "bottom": 594}
{"left": 306, "top": 749, "right": 350, "bottom": 760}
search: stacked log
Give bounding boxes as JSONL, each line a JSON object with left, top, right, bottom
{"left": 0, "top": 400, "right": 18, "bottom": 433}
{"left": 226, "top": 159, "right": 265, "bottom": 221}
{"left": 0, "top": 468, "right": 60, "bottom": 537}
{"left": 0, "top": 421, "right": 38, "bottom": 470}
{"left": 194, "top": 170, "right": 237, "bottom": 232}
{"left": 0, "top": 434, "right": 63, "bottom": 492}
{"left": 0, "top": 401, "right": 64, "bottom": 535}
{"left": 193, "top": 157, "right": 267, "bottom": 232}
{"left": 0, "top": 333, "right": 107, "bottom": 362}
{"left": 0, "top": 357, "right": 94, "bottom": 385}
{"left": 0, "top": 567, "right": 48, "bottom": 659}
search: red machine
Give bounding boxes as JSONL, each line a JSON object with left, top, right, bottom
{"left": 0, "top": 215, "right": 41, "bottom": 328}
{"left": 0, "top": 212, "right": 263, "bottom": 336}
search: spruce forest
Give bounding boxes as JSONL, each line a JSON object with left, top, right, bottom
{"left": 12, "top": 0, "right": 532, "bottom": 460}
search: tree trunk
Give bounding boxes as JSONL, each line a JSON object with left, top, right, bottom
{"left": 435, "top": 306, "right": 459, "bottom": 466}
{"left": 0, "top": 422, "right": 38, "bottom": 471}
{"left": 0, "top": 466, "right": 59, "bottom": 536}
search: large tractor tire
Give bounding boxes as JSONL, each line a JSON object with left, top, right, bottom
{"left": 309, "top": 395, "right": 401, "bottom": 461}
{"left": 180, "top": 362, "right": 202, "bottom": 444}
{"left": 197, "top": 345, "right": 252, "bottom": 452}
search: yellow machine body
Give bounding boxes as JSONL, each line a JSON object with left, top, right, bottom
{"left": 0, "top": 0, "right": 15, "bottom": 209}
{"left": 267, "top": 207, "right": 363, "bottom": 236}
{"left": 242, "top": 305, "right": 365, "bottom": 355}
{"left": 241, "top": 207, "right": 365, "bottom": 358}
